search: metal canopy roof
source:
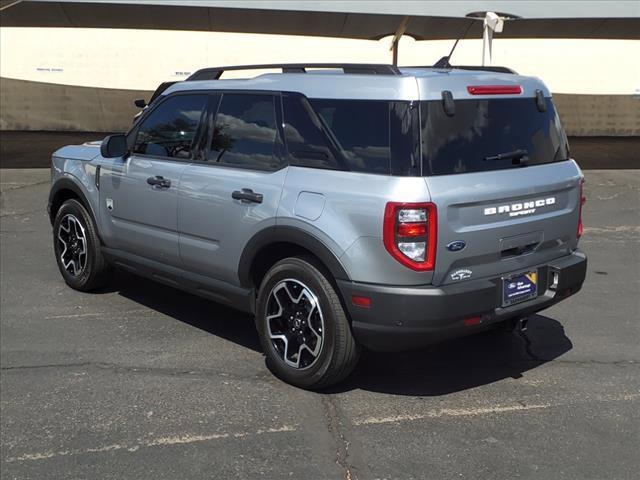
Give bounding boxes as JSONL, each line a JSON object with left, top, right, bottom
{"left": 1, "top": 0, "right": 639, "bottom": 39}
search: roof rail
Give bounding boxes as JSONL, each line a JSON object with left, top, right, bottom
{"left": 186, "top": 63, "right": 402, "bottom": 81}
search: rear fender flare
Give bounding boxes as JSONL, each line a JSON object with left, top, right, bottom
{"left": 237, "top": 226, "right": 350, "bottom": 288}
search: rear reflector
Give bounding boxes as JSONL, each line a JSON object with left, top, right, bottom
{"left": 352, "top": 295, "right": 371, "bottom": 308}
{"left": 463, "top": 316, "right": 482, "bottom": 326}
{"left": 397, "top": 222, "right": 427, "bottom": 237}
{"left": 577, "top": 178, "right": 586, "bottom": 239}
{"left": 467, "top": 85, "right": 522, "bottom": 95}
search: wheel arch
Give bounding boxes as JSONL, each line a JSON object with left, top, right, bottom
{"left": 238, "top": 226, "right": 350, "bottom": 290}
{"left": 48, "top": 177, "right": 96, "bottom": 225}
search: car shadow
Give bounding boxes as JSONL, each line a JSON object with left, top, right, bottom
{"left": 109, "top": 270, "right": 262, "bottom": 352}
{"left": 106, "top": 270, "right": 572, "bottom": 396}
{"left": 326, "top": 315, "right": 572, "bottom": 396}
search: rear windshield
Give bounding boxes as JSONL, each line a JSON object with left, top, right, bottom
{"left": 421, "top": 97, "right": 569, "bottom": 176}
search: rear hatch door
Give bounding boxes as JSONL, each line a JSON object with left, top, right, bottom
{"left": 419, "top": 87, "right": 583, "bottom": 286}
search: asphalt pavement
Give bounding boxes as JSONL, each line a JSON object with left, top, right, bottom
{"left": 0, "top": 168, "right": 638, "bottom": 479}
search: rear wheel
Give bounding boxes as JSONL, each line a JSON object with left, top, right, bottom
{"left": 53, "top": 199, "right": 111, "bottom": 291}
{"left": 255, "top": 256, "right": 360, "bottom": 389}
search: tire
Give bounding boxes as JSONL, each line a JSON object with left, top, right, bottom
{"left": 255, "top": 256, "right": 360, "bottom": 390}
{"left": 53, "top": 199, "right": 111, "bottom": 291}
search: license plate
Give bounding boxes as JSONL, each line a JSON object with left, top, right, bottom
{"left": 502, "top": 270, "right": 538, "bottom": 307}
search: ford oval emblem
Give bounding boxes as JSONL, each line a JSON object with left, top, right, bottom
{"left": 446, "top": 240, "right": 467, "bottom": 252}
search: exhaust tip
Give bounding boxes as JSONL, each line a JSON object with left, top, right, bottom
{"left": 518, "top": 317, "right": 529, "bottom": 332}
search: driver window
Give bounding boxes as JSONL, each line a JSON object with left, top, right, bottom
{"left": 133, "top": 94, "right": 207, "bottom": 159}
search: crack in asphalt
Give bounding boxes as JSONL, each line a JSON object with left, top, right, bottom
{"left": 0, "top": 180, "right": 50, "bottom": 192}
{"left": 3, "top": 356, "right": 638, "bottom": 374}
{"left": 518, "top": 329, "right": 545, "bottom": 362}
{"left": 321, "top": 395, "right": 359, "bottom": 480}
{"left": 543, "top": 358, "right": 639, "bottom": 366}
{"left": 515, "top": 331, "right": 638, "bottom": 367}
{"left": 0, "top": 361, "right": 274, "bottom": 383}
{"left": 0, "top": 209, "right": 46, "bottom": 218}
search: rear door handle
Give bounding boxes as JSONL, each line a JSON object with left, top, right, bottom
{"left": 147, "top": 176, "right": 171, "bottom": 188}
{"left": 232, "top": 188, "right": 263, "bottom": 204}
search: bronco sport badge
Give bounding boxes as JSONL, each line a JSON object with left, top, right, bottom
{"left": 483, "top": 197, "right": 556, "bottom": 218}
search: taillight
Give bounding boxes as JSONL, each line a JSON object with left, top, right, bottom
{"left": 467, "top": 85, "right": 522, "bottom": 95}
{"left": 383, "top": 202, "right": 437, "bottom": 271}
{"left": 577, "top": 178, "right": 586, "bottom": 238}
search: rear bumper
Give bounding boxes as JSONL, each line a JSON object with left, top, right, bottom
{"left": 337, "top": 250, "right": 587, "bottom": 352}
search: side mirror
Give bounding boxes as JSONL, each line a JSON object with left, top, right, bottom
{"left": 100, "top": 134, "right": 128, "bottom": 158}
{"left": 134, "top": 99, "right": 147, "bottom": 108}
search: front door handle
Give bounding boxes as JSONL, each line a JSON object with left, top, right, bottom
{"left": 147, "top": 176, "right": 171, "bottom": 188}
{"left": 232, "top": 188, "right": 263, "bottom": 204}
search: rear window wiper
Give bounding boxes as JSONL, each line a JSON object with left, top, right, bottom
{"left": 484, "top": 149, "right": 529, "bottom": 164}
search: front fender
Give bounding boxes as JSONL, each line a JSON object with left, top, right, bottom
{"left": 48, "top": 174, "right": 98, "bottom": 225}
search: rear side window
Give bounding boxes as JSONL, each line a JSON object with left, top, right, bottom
{"left": 421, "top": 97, "right": 569, "bottom": 175}
{"left": 134, "top": 94, "right": 207, "bottom": 159}
{"left": 208, "top": 93, "right": 283, "bottom": 170}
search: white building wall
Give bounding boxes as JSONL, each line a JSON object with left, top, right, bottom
{"left": 1, "top": 28, "right": 638, "bottom": 93}
{"left": 0, "top": 28, "right": 639, "bottom": 134}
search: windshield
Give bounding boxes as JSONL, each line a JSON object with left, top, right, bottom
{"left": 420, "top": 97, "right": 569, "bottom": 176}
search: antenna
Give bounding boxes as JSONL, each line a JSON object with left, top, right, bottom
{"left": 433, "top": 19, "right": 475, "bottom": 68}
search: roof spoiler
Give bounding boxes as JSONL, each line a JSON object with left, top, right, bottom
{"left": 426, "top": 58, "right": 517, "bottom": 74}
{"left": 186, "top": 63, "right": 402, "bottom": 81}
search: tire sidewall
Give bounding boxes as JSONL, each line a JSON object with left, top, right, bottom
{"left": 53, "top": 199, "right": 100, "bottom": 290}
{"left": 256, "top": 258, "right": 339, "bottom": 388}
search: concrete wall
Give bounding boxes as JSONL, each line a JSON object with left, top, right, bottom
{"left": 1, "top": 77, "right": 638, "bottom": 136}
{"left": 552, "top": 94, "right": 640, "bottom": 136}
{"left": 0, "top": 77, "right": 150, "bottom": 131}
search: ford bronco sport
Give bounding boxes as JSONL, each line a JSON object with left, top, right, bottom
{"left": 48, "top": 63, "right": 587, "bottom": 389}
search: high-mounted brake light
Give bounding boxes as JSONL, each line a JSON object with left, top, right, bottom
{"left": 467, "top": 85, "right": 522, "bottom": 95}
{"left": 577, "top": 178, "right": 586, "bottom": 238}
{"left": 383, "top": 202, "right": 437, "bottom": 271}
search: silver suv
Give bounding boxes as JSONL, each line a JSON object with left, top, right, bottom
{"left": 48, "top": 63, "right": 587, "bottom": 389}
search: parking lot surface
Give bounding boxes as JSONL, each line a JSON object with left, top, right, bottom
{"left": 1, "top": 168, "right": 638, "bottom": 479}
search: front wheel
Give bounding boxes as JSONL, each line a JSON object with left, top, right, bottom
{"left": 53, "top": 199, "right": 111, "bottom": 291}
{"left": 255, "top": 256, "right": 360, "bottom": 389}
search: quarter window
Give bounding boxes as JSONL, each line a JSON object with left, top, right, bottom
{"left": 133, "top": 94, "right": 207, "bottom": 159}
{"left": 310, "top": 99, "right": 391, "bottom": 174}
{"left": 299, "top": 99, "right": 419, "bottom": 176}
{"left": 208, "top": 93, "right": 282, "bottom": 170}
{"left": 282, "top": 94, "right": 340, "bottom": 170}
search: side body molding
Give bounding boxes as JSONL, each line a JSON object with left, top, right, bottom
{"left": 237, "top": 225, "right": 350, "bottom": 288}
